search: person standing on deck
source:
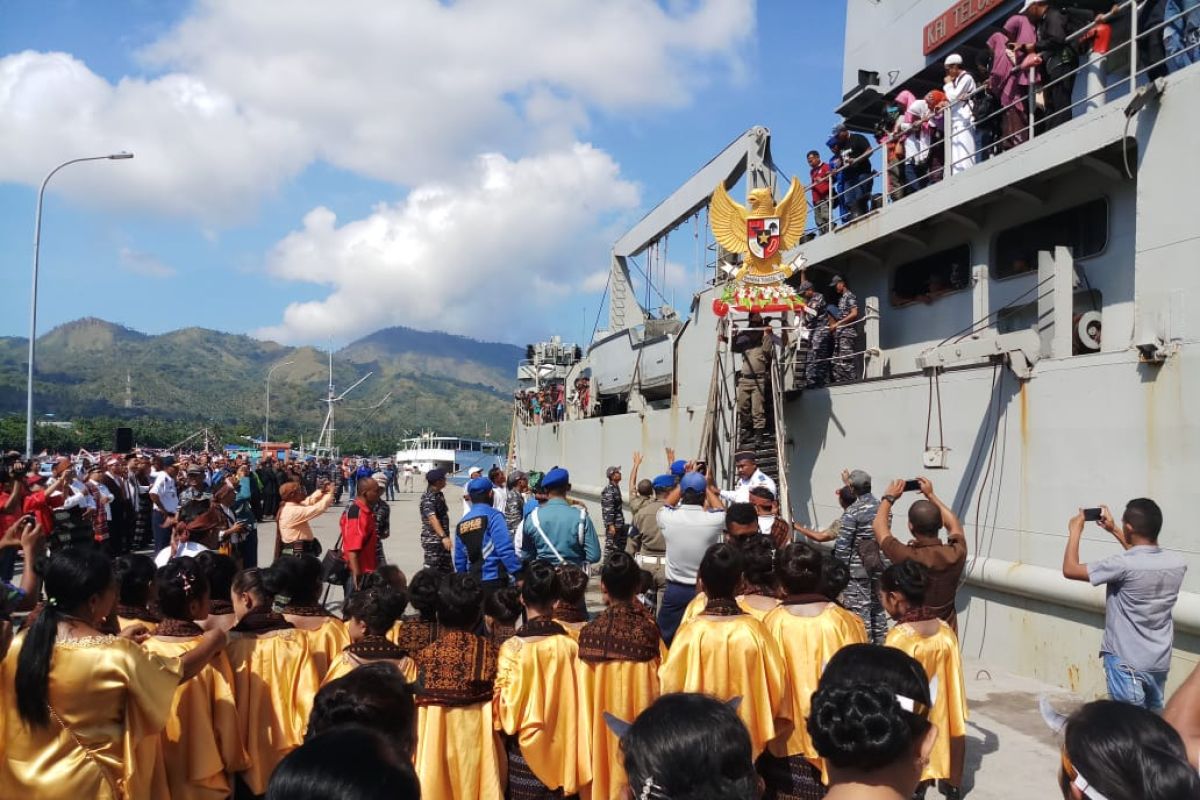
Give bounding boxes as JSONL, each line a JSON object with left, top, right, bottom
{"left": 419, "top": 469, "right": 453, "bottom": 574}
{"left": 942, "top": 54, "right": 977, "bottom": 175}
{"left": 799, "top": 280, "right": 831, "bottom": 389}
{"left": 829, "top": 275, "right": 861, "bottom": 384}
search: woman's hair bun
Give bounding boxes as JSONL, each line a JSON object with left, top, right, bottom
{"left": 809, "top": 685, "right": 914, "bottom": 770}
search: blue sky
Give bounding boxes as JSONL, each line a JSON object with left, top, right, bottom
{"left": 0, "top": 0, "right": 847, "bottom": 348}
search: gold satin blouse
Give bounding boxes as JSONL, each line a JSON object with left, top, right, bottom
{"left": 292, "top": 617, "right": 351, "bottom": 679}
{"left": 659, "top": 613, "right": 792, "bottom": 759}
{"left": 0, "top": 634, "right": 182, "bottom": 799}
{"left": 578, "top": 654, "right": 664, "bottom": 800}
{"left": 885, "top": 621, "right": 968, "bottom": 783}
{"left": 321, "top": 652, "right": 418, "bottom": 686}
{"left": 226, "top": 628, "right": 322, "bottom": 795}
{"left": 143, "top": 636, "right": 249, "bottom": 800}
{"left": 494, "top": 631, "right": 592, "bottom": 795}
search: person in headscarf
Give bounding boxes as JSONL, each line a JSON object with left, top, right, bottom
{"left": 899, "top": 97, "right": 933, "bottom": 193}
{"left": 987, "top": 29, "right": 1026, "bottom": 150}
{"left": 923, "top": 89, "right": 949, "bottom": 183}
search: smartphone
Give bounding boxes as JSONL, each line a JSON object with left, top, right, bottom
{"left": 903, "top": 479, "right": 921, "bottom": 492}
{"left": 1083, "top": 507, "right": 1103, "bottom": 522}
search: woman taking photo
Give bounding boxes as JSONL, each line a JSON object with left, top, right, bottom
{"left": 0, "top": 547, "right": 227, "bottom": 799}
{"left": 274, "top": 480, "right": 335, "bottom": 559}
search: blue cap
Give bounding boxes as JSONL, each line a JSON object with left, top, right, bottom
{"left": 542, "top": 467, "right": 570, "bottom": 490}
{"left": 670, "top": 459, "right": 687, "bottom": 477}
{"left": 680, "top": 472, "right": 707, "bottom": 493}
{"left": 467, "top": 476, "right": 493, "bottom": 496}
{"left": 651, "top": 474, "right": 675, "bottom": 490}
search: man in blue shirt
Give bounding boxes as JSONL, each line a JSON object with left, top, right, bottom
{"left": 454, "top": 476, "right": 522, "bottom": 591}
{"left": 521, "top": 467, "right": 601, "bottom": 567}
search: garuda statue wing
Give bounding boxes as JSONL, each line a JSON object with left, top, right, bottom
{"left": 709, "top": 182, "right": 749, "bottom": 255}
{"left": 776, "top": 176, "right": 808, "bottom": 251}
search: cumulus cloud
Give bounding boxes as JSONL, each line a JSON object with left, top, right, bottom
{"left": 117, "top": 246, "right": 176, "bottom": 278}
{"left": 255, "top": 144, "right": 639, "bottom": 344}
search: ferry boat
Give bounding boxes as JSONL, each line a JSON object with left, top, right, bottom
{"left": 394, "top": 432, "right": 506, "bottom": 483}
{"left": 513, "top": 0, "right": 1200, "bottom": 699}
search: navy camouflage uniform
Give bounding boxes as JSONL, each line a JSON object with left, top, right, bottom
{"left": 833, "top": 491, "right": 888, "bottom": 643}
{"left": 832, "top": 286, "right": 859, "bottom": 383}
{"left": 418, "top": 487, "right": 452, "bottom": 573}
{"left": 600, "top": 482, "right": 627, "bottom": 561}
{"left": 804, "top": 292, "right": 832, "bottom": 389}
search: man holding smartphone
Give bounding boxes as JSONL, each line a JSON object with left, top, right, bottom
{"left": 1062, "top": 498, "right": 1187, "bottom": 710}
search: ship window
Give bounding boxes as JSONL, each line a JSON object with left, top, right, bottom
{"left": 890, "top": 244, "right": 972, "bottom": 307}
{"left": 994, "top": 199, "right": 1108, "bottom": 279}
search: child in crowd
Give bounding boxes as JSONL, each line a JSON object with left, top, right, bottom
{"left": 114, "top": 553, "right": 161, "bottom": 632}
{"left": 483, "top": 586, "right": 522, "bottom": 647}
{"left": 324, "top": 586, "right": 415, "bottom": 685}
{"left": 195, "top": 551, "right": 238, "bottom": 632}
{"left": 393, "top": 568, "right": 442, "bottom": 652}
{"left": 552, "top": 563, "right": 590, "bottom": 640}
{"left": 736, "top": 534, "right": 782, "bottom": 621}
{"left": 274, "top": 554, "right": 350, "bottom": 678}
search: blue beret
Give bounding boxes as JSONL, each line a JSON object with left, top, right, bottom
{"left": 542, "top": 467, "right": 570, "bottom": 490}
{"left": 651, "top": 474, "right": 675, "bottom": 490}
{"left": 467, "top": 477, "right": 493, "bottom": 495}
{"left": 425, "top": 468, "right": 446, "bottom": 484}
{"left": 670, "top": 459, "right": 687, "bottom": 477}
{"left": 680, "top": 472, "right": 707, "bottom": 493}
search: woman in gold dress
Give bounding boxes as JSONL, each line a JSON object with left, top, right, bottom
{"left": 274, "top": 554, "right": 350, "bottom": 678}
{"left": 392, "top": 568, "right": 443, "bottom": 652}
{"left": 734, "top": 533, "right": 782, "bottom": 621}
{"left": 880, "top": 561, "right": 967, "bottom": 800}
{"left": 0, "top": 547, "right": 227, "bottom": 799}
{"left": 762, "top": 543, "right": 868, "bottom": 799}
{"left": 113, "top": 553, "right": 161, "bottom": 633}
{"left": 659, "top": 542, "right": 792, "bottom": 761}
{"left": 227, "top": 566, "right": 322, "bottom": 796}
{"left": 551, "top": 563, "right": 589, "bottom": 640}
{"left": 143, "top": 556, "right": 248, "bottom": 800}
{"left": 577, "top": 552, "right": 664, "bottom": 800}
{"left": 483, "top": 585, "right": 522, "bottom": 647}
{"left": 411, "top": 572, "right": 504, "bottom": 799}
{"left": 323, "top": 585, "right": 416, "bottom": 685}
{"left": 495, "top": 561, "right": 591, "bottom": 799}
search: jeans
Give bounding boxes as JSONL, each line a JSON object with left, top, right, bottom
{"left": 239, "top": 527, "right": 258, "bottom": 569}
{"left": 385, "top": 484, "right": 396, "bottom": 501}
{"left": 1166, "top": 0, "right": 1200, "bottom": 72}
{"left": 1103, "top": 653, "right": 1168, "bottom": 711}
{"left": 657, "top": 580, "right": 696, "bottom": 647}
{"left": 841, "top": 176, "right": 872, "bottom": 220}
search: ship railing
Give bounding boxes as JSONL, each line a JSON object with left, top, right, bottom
{"left": 801, "top": 0, "right": 1200, "bottom": 240}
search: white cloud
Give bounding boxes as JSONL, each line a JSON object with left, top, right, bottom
{"left": 581, "top": 271, "right": 610, "bottom": 293}
{"left": 117, "top": 246, "right": 176, "bottom": 278}
{"left": 255, "top": 144, "right": 639, "bottom": 344}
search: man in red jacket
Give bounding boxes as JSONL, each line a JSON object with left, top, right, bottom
{"left": 340, "top": 477, "right": 380, "bottom": 596}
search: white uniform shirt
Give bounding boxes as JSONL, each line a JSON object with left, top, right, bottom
{"left": 658, "top": 504, "right": 726, "bottom": 584}
{"left": 150, "top": 471, "right": 180, "bottom": 514}
{"left": 720, "top": 469, "right": 777, "bottom": 505}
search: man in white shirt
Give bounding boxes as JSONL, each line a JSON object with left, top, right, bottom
{"left": 489, "top": 466, "right": 508, "bottom": 514}
{"left": 657, "top": 470, "right": 727, "bottom": 645}
{"left": 149, "top": 459, "right": 180, "bottom": 553}
{"left": 720, "top": 451, "right": 777, "bottom": 505}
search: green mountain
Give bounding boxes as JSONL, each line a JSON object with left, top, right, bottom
{"left": 0, "top": 318, "right": 522, "bottom": 452}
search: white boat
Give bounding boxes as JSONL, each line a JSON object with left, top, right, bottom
{"left": 394, "top": 432, "right": 505, "bottom": 483}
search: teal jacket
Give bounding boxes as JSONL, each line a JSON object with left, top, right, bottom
{"left": 521, "top": 497, "right": 601, "bottom": 566}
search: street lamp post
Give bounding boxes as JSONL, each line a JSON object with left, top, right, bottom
{"left": 265, "top": 360, "right": 295, "bottom": 444}
{"left": 26, "top": 152, "right": 134, "bottom": 458}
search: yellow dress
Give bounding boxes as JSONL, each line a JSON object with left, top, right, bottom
{"left": 413, "top": 630, "right": 504, "bottom": 799}
{"left": 659, "top": 609, "right": 792, "bottom": 759}
{"left": 0, "top": 634, "right": 181, "bottom": 799}
{"left": 226, "top": 627, "right": 322, "bottom": 794}
{"left": 321, "top": 651, "right": 418, "bottom": 686}
{"left": 885, "top": 620, "right": 968, "bottom": 783}
{"left": 763, "top": 602, "right": 868, "bottom": 771}
{"left": 494, "top": 623, "right": 592, "bottom": 795}
{"left": 576, "top": 603, "right": 666, "bottom": 800}
{"left": 143, "top": 635, "right": 249, "bottom": 800}
{"left": 116, "top": 615, "right": 159, "bottom": 635}
{"left": 289, "top": 615, "right": 351, "bottom": 679}
{"left": 678, "top": 591, "right": 777, "bottom": 627}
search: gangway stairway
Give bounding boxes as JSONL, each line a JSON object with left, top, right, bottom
{"left": 698, "top": 315, "right": 792, "bottom": 514}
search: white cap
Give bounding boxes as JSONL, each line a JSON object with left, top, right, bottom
{"left": 468, "top": 466, "right": 483, "bottom": 477}
{"left": 944, "top": 54, "right": 963, "bottom": 67}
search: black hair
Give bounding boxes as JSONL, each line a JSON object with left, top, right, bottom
{"left": 16, "top": 547, "right": 114, "bottom": 727}
{"left": 725, "top": 503, "right": 758, "bottom": 527}
{"left": 406, "top": 569, "right": 440, "bottom": 622}
{"left": 556, "top": 564, "right": 589, "bottom": 604}
{"left": 698, "top": 543, "right": 743, "bottom": 600}
{"left": 880, "top": 561, "right": 928, "bottom": 607}
{"left": 600, "top": 551, "right": 640, "bottom": 602}
{"left": 268, "top": 724, "right": 419, "bottom": 800}
{"left": 1124, "top": 498, "right": 1163, "bottom": 540}
{"left": 820, "top": 556, "right": 850, "bottom": 601}
{"left": 195, "top": 551, "right": 237, "bottom": 605}
{"left": 435, "top": 572, "right": 484, "bottom": 630}
{"left": 156, "top": 557, "right": 210, "bottom": 621}
{"left": 681, "top": 488, "right": 705, "bottom": 506}
{"left": 488, "top": 466, "right": 504, "bottom": 483}
{"left": 777, "top": 542, "right": 824, "bottom": 595}
{"left": 637, "top": 479, "right": 653, "bottom": 498}
{"left": 271, "top": 554, "right": 324, "bottom": 606}
{"left": 521, "top": 560, "right": 561, "bottom": 609}
{"left": 1061, "top": 700, "right": 1200, "bottom": 800}
{"left": 622, "top": 693, "right": 758, "bottom": 800}
{"left": 748, "top": 486, "right": 776, "bottom": 502}
{"left": 344, "top": 587, "right": 408, "bottom": 636}
{"left": 741, "top": 535, "right": 777, "bottom": 589}
{"left": 808, "top": 644, "right": 933, "bottom": 771}
{"left": 233, "top": 566, "right": 283, "bottom": 606}
{"left": 113, "top": 553, "right": 156, "bottom": 607}
{"left": 363, "top": 564, "right": 407, "bottom": 593}
{"left": 907, "top": 500, "right": 942, "bottom": 536}
{"left": 307, "top": 662, "right": 416, "bottom": 757}
{"left": 807, "top": 149, "right": 821, "bottom": 159}
{"left": 483, "top": 586, "right": 523, "bottom": 625}
{"left": 837, "top": 486, "right": 856, "bottom": 509}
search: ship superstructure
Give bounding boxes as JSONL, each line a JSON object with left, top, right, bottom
{"left": 514, "top": 0, "right": 1200, "bottom": 697}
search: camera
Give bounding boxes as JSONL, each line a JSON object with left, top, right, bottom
{"left": 1083, "top": 508, "right": 1103, "bottom": 522}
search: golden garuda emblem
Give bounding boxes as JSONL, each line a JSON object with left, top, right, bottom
{"left": 708, "top": 178, "right": 807, "bottom": 315}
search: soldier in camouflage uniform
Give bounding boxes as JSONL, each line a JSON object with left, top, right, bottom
{"left": 600, "top": 465, "right": 627, "bottom": 562}
{"left": 829, "top": 274, "right": 861, "bottom": 384}
{"left": 832, "top": 468, "right": 888, "bottom": 643}
{"left": 800, "top": 281, "right": 832, "bottom": 389}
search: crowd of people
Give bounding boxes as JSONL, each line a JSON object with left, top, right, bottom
{"left": 0, "top": 442, "right": 1197, "bottom": 800}
{"left": 809, "top": 0, "right": 1200, "bottom": 234}
{"left": 515, "top": 377, "right": 593, "bottom": 425}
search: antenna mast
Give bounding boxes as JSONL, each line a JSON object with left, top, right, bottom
{"left": 314, "top": 346, "right": 373, "bottom": 458}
